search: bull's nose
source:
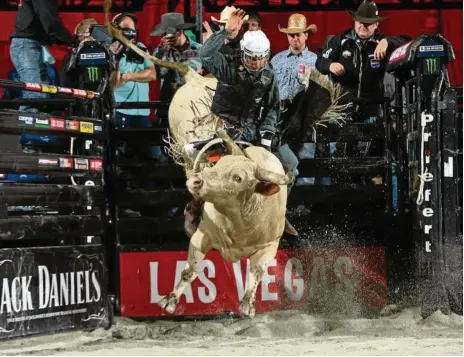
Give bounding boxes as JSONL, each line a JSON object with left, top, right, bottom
{"left": 187, "top": 175, "right": 203, "bottom": 188}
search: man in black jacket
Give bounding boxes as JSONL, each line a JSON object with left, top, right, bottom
{"left": 316, "top": 0, "right": 405, "bottom": 121}
{"left": 10, "top": 0, "right": 78, "bottom": 153}
{"left": 316, "top": 0, "right": 405, "bottom": 160}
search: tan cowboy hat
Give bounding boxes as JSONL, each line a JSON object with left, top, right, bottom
{"left": 347, "top": 1, "right": 388, "bottom": 24}
{"left": 211, "top": 6, "right": 249, "bottom": 24}
{"left": 278, "top": 13, "right": 317, "bottom": 35}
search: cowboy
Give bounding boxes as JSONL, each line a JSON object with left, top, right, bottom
{"left": 269, "top": 14, "right": 318, "bottom": 186}
{"left": 151, "top": 13, "right": 202, "bottom": 117}
{"left": 315, "top": 0, "right": 406, "bottom": 124}
{"left": 271, "top": 13, "right": 318, "bottom": 111}
{"left": 315, "top": 0, "right": 406, "bottom": 187}
{"left": 185, "top": 9, "right": 298, "bottom": 236}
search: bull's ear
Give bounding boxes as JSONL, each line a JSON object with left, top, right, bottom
{"left": 255, "top": 182, "right": 280, "bottom": 196}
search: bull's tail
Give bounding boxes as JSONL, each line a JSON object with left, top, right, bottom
{"left": 104, "top": 0, "right": 191, "bottom": 76}
{"left": 301, "top": 66, "right": 352, "bottom": 126}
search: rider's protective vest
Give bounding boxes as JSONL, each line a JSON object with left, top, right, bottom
{"left": 211, "top": 62, "right": 273, "bottom": 128}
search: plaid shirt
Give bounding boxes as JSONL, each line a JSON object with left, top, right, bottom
{"left": 270, "top": 47, "right": 317, "bottom": 101}
{"left": 153, "top": 38, "right": 202, "bottom": 101}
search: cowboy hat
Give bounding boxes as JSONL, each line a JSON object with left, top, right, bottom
{"left": 150, "top": 13, "right": 195, "bottom": 36}
{"left": 278, "top": 13, "right": 317, "bottom": 35}
{"left": 347, "top": 1, "right": 388, "bottom": 24}
{"left": 211, "top": 6, "right": 249, "bottom": 24}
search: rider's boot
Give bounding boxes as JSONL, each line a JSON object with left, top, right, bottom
{"left": 184, "top": 199, "right": 204, "bottom": 238}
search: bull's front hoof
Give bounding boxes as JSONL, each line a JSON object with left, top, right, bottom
{"left": 157, "top": 293, "right": 178, "bottom": 314}
{"left": 239, "top": 299, "right": 256, "bottom": 319}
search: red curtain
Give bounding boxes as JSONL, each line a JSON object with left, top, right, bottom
{"left": 0, "top": 7, "right": 461, "bottom": 99}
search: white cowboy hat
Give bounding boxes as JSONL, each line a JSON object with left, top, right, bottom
{"left": 211, "top": 6, "right": 249, "bottom": 24}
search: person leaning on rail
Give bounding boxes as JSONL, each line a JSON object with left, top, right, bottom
{"left": 315, "top": 0, "right": 407, "bottom": 186}
{"left": 109, "top": 12, "right": 157, "bottom": 162}
{"left": 10, "top": 0, "right": 79, "bottom": 154}
{"left": 315, "top": 1, "right": 406, "bottom": 152}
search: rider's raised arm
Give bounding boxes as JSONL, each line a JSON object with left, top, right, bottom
{"left": 259, "top": 75, "right": 281, "bottom": 135}
{"left": 315, "top": 33, "right": 342, "bottom": 75}
{"left": 199, "top": 29, "right": 234, "bottom": 82}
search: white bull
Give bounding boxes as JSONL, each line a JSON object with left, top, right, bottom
{"left": 104, "top": 4, "right": 348, "bottom": 317}
{"left": 158, "top": 131, "right": 292, "bottom": 317}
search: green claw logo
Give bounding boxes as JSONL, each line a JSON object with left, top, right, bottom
{"left": 425, "top": 58, "right": 437, "bottom": 74}
{"left": 87, "top": 67, "right": 100, "bottom": 82}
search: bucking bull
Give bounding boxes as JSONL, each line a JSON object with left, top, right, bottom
{"left": 104, "top": 0, "right": 348, "bottom": 317}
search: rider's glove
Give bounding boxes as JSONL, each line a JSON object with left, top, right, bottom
{"left": 259, "top": 130, "right": 274, "bottom": 151}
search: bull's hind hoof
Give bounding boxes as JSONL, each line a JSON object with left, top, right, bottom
{"left": 239, "top": 300, "right": 256, "bottom": 319}
{"left": 157, "top": 293, "right": 178, "bottom": 314}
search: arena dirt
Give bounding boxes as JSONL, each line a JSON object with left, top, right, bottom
{"left": 0, "top": 307, "right": 462, "bottom": 356}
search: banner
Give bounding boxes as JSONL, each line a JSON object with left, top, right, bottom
{"left": 0, "top": 246, "right": 108, "bottom": 339}
{"left": 120, "top": 248, "right": 386, "bottom": 317}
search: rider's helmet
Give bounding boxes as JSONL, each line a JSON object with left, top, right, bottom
{"left": 240, "top": 30, "right": 270, "bottom": 73}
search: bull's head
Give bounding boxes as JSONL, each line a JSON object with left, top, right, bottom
{"left": 187, "top": 143, "right": 292, "bottom": 206}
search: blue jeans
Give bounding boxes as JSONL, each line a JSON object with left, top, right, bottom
{"left": 115, "top": 112, "right": 161, "bottom": 160}
{"left": 275, "top": 144, "right": 299, "bottom": 194}
{"left": 10, "top": 38, "right": 54, "bottom": 152}
{"left": 296, "top": 142, "right": 336, "bottom": 186}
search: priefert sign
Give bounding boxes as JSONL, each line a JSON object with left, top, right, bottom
{"left": 420, "top": 112, "right": 435, "bottom": 253}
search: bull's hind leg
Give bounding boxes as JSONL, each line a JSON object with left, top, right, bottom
{"left": 239, "top": 241, "right": 279, "bottom": 318}
{"left": 158, "top": 230, "right": 210, "bottom": 314}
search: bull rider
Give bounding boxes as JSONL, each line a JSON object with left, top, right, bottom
{"left": 183, "top": 9, "right": 298, "bottom": 238}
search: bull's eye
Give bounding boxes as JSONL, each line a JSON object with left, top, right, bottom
{"left": 232, "top": 174, "right": 242, "bottom": 183}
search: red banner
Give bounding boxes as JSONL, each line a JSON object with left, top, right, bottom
{"left": 119, "top": 248, "right": 387, "bottom": 317}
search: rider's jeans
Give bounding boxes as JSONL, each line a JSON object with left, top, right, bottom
{"left": 275, "top": 144, "right": 299, "bottom": 193}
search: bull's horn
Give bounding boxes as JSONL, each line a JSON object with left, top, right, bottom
{"left": 255, "top": 167, "right": 293, "bottom": 186}
{"left": 216, "top": 129, "right": 246, "bottom": 156}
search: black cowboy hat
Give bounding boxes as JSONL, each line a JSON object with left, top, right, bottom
{"left": 347, "top": 1, "right": 388, "bottom": 24}
{"left": 150, "top": 13, "right": 195, "bottom": 36}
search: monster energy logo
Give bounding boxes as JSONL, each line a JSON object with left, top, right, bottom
{"left": 424, "top": 58, "right": 438, "bottom": 74}
{"left": 86, "top": 67, "right": 100, "bottom": 82}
